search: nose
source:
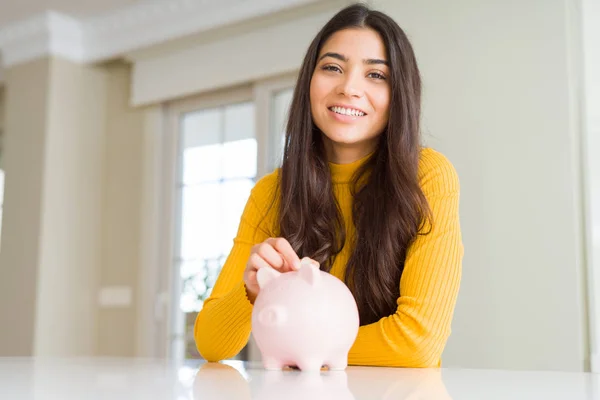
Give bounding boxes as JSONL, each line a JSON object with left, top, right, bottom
{"left": 337, "top": 72, "right": 364, "bottom": 98}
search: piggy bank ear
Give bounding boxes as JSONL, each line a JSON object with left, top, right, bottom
{"left": 256, "top": 267, "right": 281, "bottom": 289}
{"left": 298, "top": 259, "right": 320, "bottom": 286}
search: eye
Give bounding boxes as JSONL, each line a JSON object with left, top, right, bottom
{"left": 368, "top": 72, "right": 386, "bottom": 80}
{"left": 322, "top": 64, "right": 342, "bottom": 73}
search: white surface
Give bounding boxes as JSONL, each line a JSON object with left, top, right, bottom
{"left": 98, "top": 286, "right": 133, "bottom": 307}
{"left": 0, "top": 357, "right": 597, "bottom": 399}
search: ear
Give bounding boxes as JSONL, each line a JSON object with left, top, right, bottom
{"left": 256, "top": 267, "right": 281, "bottom": 289}
{"left": 298, "top": 260, "right": 320, "bottom": 287}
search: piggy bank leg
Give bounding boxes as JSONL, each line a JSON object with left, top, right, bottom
{"left": 262, "top": 356, "right": 285, "bottom": 371}
{"left": 295, "top": 358, "right": 324, "bottom": 372}
{"left": 326, "top": 356, "right": 348, "bottom": 370}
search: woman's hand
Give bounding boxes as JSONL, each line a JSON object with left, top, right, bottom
{"left": 244, "top": 238, "right": 301, "bottom": 304}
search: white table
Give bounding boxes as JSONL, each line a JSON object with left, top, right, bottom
{"left": 0, "top": 357, "right": 597, "bottom": 399}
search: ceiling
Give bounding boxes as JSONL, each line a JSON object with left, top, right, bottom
{"left": 0, "top": 0, "right": 157, "bottom": 27}
{"left": 0, "top": 0, "right": 325, "bottom": 73}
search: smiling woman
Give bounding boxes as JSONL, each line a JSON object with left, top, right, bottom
{"left": 310, "top": 28, "right": 391, "bottom": 164}
{"left": 195, "top": 2, "right": 463, "bottom": 368}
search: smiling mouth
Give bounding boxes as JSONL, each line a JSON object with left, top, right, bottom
{"left": 328, "top": 106, "right": 366, "bottom": 117}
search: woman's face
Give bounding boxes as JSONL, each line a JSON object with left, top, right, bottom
{"left": 310, "top": 28, "right": 391, "bottom": 163}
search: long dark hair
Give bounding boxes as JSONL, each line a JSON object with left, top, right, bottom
{"left": 277, "top": 3, "right": 431, "bottom": 325}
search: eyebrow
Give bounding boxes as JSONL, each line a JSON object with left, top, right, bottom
{"left": 318, "top": 52, "right": 389, "bottom": 66}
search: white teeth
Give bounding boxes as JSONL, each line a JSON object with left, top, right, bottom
{"left": 330, "top": 106, "right": 365, "bottom": 117}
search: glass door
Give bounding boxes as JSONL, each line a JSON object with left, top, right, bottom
{"left": 162, "top": 75, "right": 297, "bottom": 362}
{"left": 171, "top": 101, "right": 257, "bottom": 360}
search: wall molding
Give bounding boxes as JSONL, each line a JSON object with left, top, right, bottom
{"left": 0, "top": 0, "right": 321, "bottom": 70}
{"left": 0, "top": 11, "right": 84, "bottom": 68}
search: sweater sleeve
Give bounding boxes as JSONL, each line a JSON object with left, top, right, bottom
{"left": 194, "top": 173, "right": 277, "bottom": 361}
{"left": 348, "top": 150, "right": 463, "bottom": 367}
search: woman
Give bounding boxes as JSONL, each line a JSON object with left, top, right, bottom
{"left": 194, "top": 3, "right": 463, "bottom": 368}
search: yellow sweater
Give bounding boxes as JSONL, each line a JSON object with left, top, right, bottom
{"left": 194, "top": 147, "right": 463, "bottom": 368}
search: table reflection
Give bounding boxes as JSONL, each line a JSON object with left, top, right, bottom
{"left": 192, "top": 362, "right": 452, "bottom": 400}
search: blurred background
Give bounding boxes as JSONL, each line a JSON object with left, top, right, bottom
{"left": 0, "top": 0, "right": 598, "bottom": 373}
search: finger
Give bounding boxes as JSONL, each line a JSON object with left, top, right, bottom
{"left": 248, "top": 253, "right": 271, "bottom": 272}
{"left": 276, "top": 258, "right": 294, "bottom": 273}
{"left": 267, "top": 238, "right": 301, "bottom": 270}
{"left": 255, "top": 243, "right": 285, "bottom": 270}
{"left": 246, "top": 270, "right": 257, "bottom": 286}
{"left": 245, "top": 269, "right": 255, "bottom": 283}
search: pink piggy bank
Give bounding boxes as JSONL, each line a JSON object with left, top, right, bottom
{"left": 251, "top": 258, "right": 359, "bottom": 372}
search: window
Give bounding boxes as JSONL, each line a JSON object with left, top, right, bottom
{"left": 161, "top": 76, "right": 297, "bottom": 362}
{"left": 176, "top": 102, "right": 257, "bottom": 359}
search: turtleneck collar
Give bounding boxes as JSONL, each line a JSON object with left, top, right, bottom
{"left": 328, "top": 151, "right": 374, "bottom": 184}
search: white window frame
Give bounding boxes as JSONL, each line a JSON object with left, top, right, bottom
{"left": 136, "top": 72, "right": 297, "bottom": 359}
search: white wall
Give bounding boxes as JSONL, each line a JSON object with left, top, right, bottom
{"left": 376, "top": 0, "right": 587, "bottom": 371}
{"left": 130, "top": 0, "right": 589, "bottom": 370}
{"left": 0, "top": 86, "right": 4, "bottom": 167}
{"left": 0, "top": 58, "right": 50, "bottom": 356}
{"left": 130, "top": 0, "right": 351, "bottom": 106}
{"left": 581, "top": 0, "right": 600, "bottom": 371}
{"left": 34, "top": 56, "right": 107, "bottom": 356}
{"left": 0, "top": 56, "right": 150, "bottom": 357}
{"left": 0, "top": 86, "right": 4, "bottom": 132}
{"left": 0, "top": 56, "right": 107, "bottom": 356}
{"left": 97, "top": 62, "right": 145, "bottom": 357}
{"left": 377, "top": 0, "right": 587, "bottom": 371}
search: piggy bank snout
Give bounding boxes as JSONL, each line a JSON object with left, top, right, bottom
{"left": 258, "top": 305, "right": 287, "bottom": 326}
